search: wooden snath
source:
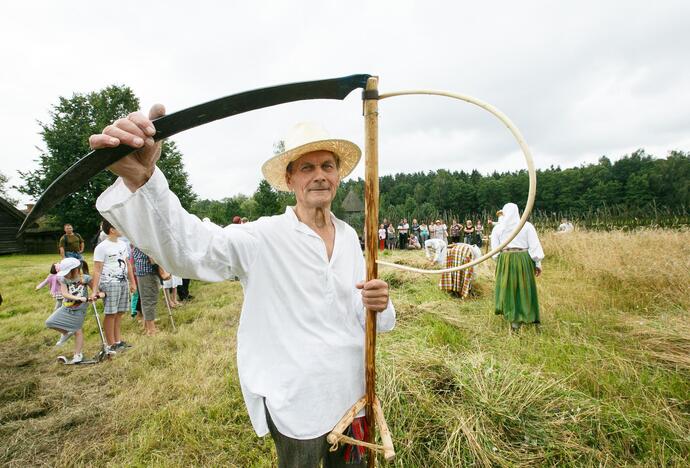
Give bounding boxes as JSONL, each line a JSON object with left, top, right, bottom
{"left": 327, "top": 76, "right": 395, "bottom": 465}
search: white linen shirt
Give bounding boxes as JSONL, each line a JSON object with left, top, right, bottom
{"left": 96, "top": 168, "right": 395, "bottom": 439}
{"left": 424, "top": 238, "right": 447, "bottom": 264}
{"left": 490, "top": 222, "right": 545, "bottom": 268}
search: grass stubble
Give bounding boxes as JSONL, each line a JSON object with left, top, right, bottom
{"left": 0, "top": 229, "right": 688, "bottom": 467}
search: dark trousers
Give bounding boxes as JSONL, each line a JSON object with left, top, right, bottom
{"left": 398, "top": 233, "right": 408, "bottom": 249}
{"left": 265, "top": 402, "right": 366, "bottom": 468}
{"left": 176, "top": 278, "right": 192, "bottom": 300}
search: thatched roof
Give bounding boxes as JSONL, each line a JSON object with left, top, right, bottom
{"left": 341, "top": 188, "right": 364, "bottom": 212}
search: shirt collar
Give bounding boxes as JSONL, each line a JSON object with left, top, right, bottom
{"left": 285, "top": 206, "right": 339, "bottom": 238}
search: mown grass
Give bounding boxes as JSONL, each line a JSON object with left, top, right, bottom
{"left": 1, "top": 229, "right": 689, "bottom": 467}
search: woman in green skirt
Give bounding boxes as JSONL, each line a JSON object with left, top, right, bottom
{"left": 490, "top": 203, "right": 544, "bottom": 330}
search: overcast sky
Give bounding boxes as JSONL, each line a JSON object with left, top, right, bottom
{"left": 2, "top": 1, "right": 689, "bottom": 207}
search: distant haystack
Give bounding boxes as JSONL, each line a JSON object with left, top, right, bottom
{"left": 341, "top": 187, "right": 364, "bottom": 213}
{"left": 341, "top": 188, "right": 364, "bottom": 234}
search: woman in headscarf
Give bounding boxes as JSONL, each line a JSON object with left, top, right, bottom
{"left": 490, "top": 203, "right": 544, "bottom": 330}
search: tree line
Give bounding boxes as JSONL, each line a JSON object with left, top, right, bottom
{"left": 193, "top": 150, "right": 690, "bottom": 230}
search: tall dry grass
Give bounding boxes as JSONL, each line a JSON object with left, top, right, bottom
{"left": 544, "top": 229, "right": 690, "bottom": 312}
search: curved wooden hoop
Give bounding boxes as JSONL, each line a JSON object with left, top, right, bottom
{"left": 375, "top": 90, "right": 537, "bottom": 275}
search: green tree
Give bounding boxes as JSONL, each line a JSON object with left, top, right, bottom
{"left": 240, "top": 198, "right": 258, "bottom": 219}
{"left": 18, "top": 85, "right": 196, "bottom": 240}
{"left": 254, "top": 179, "right": 281, "bottom": 217}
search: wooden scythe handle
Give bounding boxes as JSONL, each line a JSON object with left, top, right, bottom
{"left": 375, "top": 90, "right": 537, "bottom": 275}
{"left": 363, "top": 76, "right": 380, "bottom": 466}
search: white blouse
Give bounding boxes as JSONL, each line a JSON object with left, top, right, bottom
{"left": 490, "top": 221, "right": 545, "bottom": 268}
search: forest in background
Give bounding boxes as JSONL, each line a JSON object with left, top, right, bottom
{"left": 190, "top": 149, "right": 690, "bottom": 231}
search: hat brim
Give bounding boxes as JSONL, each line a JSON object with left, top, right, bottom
{"left": 57, "top": 258, "right": 81, "bottom": 276}
{"left": 261, "top": 139, "right": 361, "bottom": 192}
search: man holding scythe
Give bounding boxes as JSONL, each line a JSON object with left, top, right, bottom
{"left": 90, "top": 106, "right": 396, "bottom": 467}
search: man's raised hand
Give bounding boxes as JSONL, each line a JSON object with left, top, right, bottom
{"left": 88, "top": 104, "right": 166, "bottom": 192}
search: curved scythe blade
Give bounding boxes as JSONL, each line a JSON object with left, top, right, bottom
{"left": 18, "top": 74, "right": 371, "bottom": 235}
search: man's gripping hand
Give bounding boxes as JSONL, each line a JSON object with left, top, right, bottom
{"left": 88, "top": 104, "right": 166, "bottom": 192}
{"left": 356, "top": 279, "right": 390, "bottom": 312}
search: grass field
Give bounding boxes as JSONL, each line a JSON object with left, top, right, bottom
{"left": 1, "top": 230, "right": 689, "bottom": 467}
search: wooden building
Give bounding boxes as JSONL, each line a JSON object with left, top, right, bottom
{"left": 0, "top": 197, "right": 25, "bottom": 254}
{"left": 0, "top": 199, "right": 64, "bottom": 255}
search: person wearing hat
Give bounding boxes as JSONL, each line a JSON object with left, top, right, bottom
{"left": 432, "top": 219, "right": 448, "bottom": 243}
{"left": 90, "top": 106, "right": 395, "bottom": 467}
{"left": 45, "top": 257, "right": 94, "bottom": 364}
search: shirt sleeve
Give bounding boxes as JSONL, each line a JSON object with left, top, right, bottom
{"left": 96, "top": 167, "right": 259, "bottom": 282}
{"left": 93, "top": 243, "right": 104, "bottom": 262}
{"left": 351, "top": 237, "right": 395, "bottom": 333}
{"left": 490, "top": 225, "right": 500, "bottom": 257}
{"left": 354, "top": 293, "right": 396, "bottom": 333}
{"left": 526, "top": 223, "right": 545, "bottom": 268}
{"left": 37, "top": 275, "right": 50, "bottom": 289}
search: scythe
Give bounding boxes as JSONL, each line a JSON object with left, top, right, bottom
{"left": 19, "top": 74, "right": 536, "bottom": 465}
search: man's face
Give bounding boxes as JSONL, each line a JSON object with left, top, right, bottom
{"left": 64, "top": 224, "right": 73, "bottom": 235}
{"left": 286, "top": 150, "right": 340, "bottom": 210}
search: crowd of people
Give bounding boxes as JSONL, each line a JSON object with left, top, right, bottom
{"left": 377, "top": 218, "right": 487, "bottom": 251}
{"left": 38, "top": 220, "right": 194, "bottom": 364}
{"left": 40, "top": 200, "right": 547, "bottom": 368}
{"left": 41, "top": 201, "right": 361, "bottom": 367}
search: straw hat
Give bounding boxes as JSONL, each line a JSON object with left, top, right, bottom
{"left": 261, "top": 122, "right": 361, "bottom": 192}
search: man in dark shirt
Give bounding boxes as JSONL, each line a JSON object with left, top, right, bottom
{"left": 58, "top": 224, "right": 84, "bottom": 260}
